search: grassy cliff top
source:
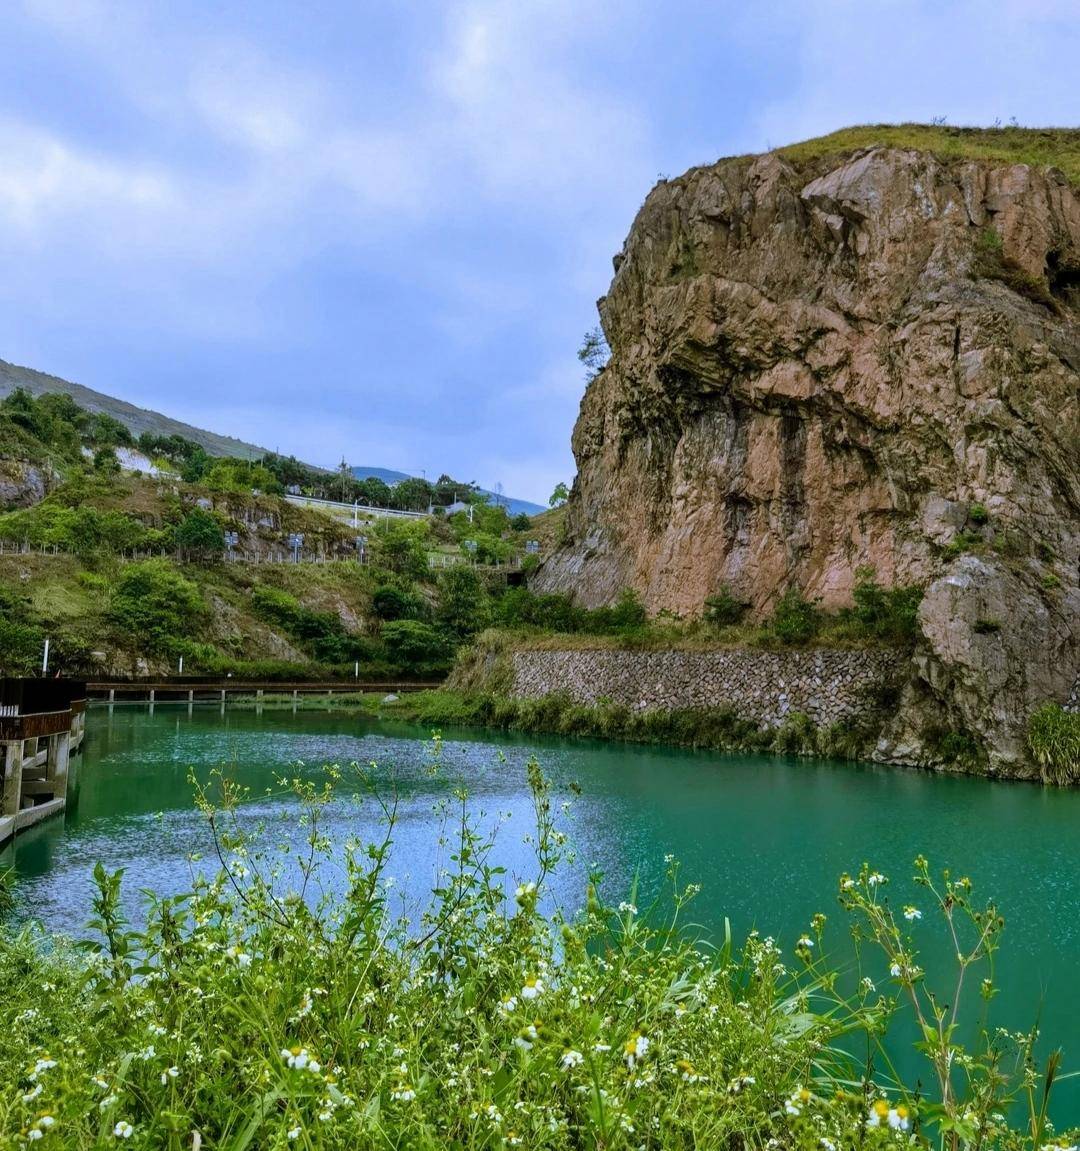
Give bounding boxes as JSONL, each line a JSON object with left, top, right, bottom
{"left": 776, "top": 123, "right": 1080, "bottom": 185}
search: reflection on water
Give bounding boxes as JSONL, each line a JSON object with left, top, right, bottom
{"left": 4, "top": 703, "right": 1080, "bottom": 1119}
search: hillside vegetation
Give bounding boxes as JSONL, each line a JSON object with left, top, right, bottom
{"left": 774, "top": 123, "right": 1080, "bottom": 185}
{"left": 0, "top": 389, "right": 541, "bottom": 679}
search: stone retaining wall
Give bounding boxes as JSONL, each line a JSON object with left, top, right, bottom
{"left": 510, "top": 648, "right": 901, "bottom": 730}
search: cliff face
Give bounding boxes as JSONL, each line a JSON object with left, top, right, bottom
{"left": 536, "top": 143, "right": 1080, "bottom": 774}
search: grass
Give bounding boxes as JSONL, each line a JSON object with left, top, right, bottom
{"left": 230, "top": 687, "right": 879, "bottom": 762}
{"left": 775, "top": 123, "right": 1080, "bottom": 186}
{"left": 0, "top": 761, "right": 1070, "bottom": 1148}
{"left": 1028, "top": 704, "right": 1080, "bottom": 785}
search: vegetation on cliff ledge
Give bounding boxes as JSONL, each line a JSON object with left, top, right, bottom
{"left": 775, "top": 123, "right": 1080, "bottom": 186}
{"left": 0, "top": 761, "right": 1072, "bottom": 1148}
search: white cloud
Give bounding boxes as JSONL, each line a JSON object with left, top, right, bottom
{"left": 0, "top": 119, "right": 175, "bottom": 236}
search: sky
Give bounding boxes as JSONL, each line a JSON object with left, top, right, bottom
{"left": 0, "top": 1, "right": 1077, "bottom": 503}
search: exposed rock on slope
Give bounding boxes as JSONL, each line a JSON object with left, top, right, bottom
{"left": 536, "top": 139, "right": 1080, "bottom": 775}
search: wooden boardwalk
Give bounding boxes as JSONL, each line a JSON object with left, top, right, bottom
{"left": 87, "top": 679, "right": 441, "bottom": 703}
{"left": 0, "top": 680, "right": 86, "bottom": 849}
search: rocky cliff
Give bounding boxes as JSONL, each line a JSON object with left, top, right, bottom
{"left": 536, "top": 131, "right": 1080, "bottom": 775}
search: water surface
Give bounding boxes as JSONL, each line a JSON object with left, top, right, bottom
{"left": 5, "top": 704, "right": 1079, "bottom": 1118}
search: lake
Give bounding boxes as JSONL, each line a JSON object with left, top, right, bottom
{"left": 4, "top": 702, "right": 1079, "bottom": 1119}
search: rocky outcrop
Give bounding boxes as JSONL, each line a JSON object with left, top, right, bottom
{"left": 536, "top": 143, "right": 1080, "bottom": 775}
{"left": 0, "top": 458, "right": 51, "bottom": 509}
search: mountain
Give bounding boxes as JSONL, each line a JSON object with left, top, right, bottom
{"left": 0, "top": 358, "right": 548, "bottom": 517}
{"left": 0, "top": 358, "right": 271, "bottom": 460}
{"left": 535, "top": 125, "right": 1080, "bottom": 774}
{"left": 350, "top": 465, "right": 545, "bottom": 517}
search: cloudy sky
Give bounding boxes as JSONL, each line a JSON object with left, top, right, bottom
{"left": 1, "top": 1, "right": 1076, "bottom": 502}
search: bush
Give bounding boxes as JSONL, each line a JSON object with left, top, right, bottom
{"left": 371, "top": 585, "right": 422, "bottom": 622}
{"left": 173, "top": 508, "right": 223, "bottom": 557}
{"left": 1028, "top": 703, "right": 1080, "bottom": 785}
{"left": 703, "top": 586, "right": 749, "bottom": 626}
{"left": 108, "top": 560, "right": 206, "bottom": 655}
{"left": 771, "top": 589, "right": 820, "bottom": 644}
{"left": 850, "top": 568, "right": 923, "bottom": 642}
{"left": 381, "top": 619, "right": 451, "bottom": 670}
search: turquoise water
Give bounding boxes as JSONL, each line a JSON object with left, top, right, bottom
{"left": 5, "top": 703, "right": 1080, "bottom": 1119}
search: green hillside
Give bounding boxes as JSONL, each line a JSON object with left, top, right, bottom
{"left": 0, "top": 387, "right": 548, "bottom": 679}
{"left": 0, "top": 358, "right": 272, "bottom": 461}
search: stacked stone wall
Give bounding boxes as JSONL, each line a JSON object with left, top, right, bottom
{"left": 509, "top": 648, "right": 900, "bottom": 729}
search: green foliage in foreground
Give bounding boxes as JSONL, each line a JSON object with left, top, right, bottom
{"left": 1027, "top": 704, "right": 1080, "bottom": 785}
{"left": 0, "top": 763, "right": 1072, "bottom": 1150}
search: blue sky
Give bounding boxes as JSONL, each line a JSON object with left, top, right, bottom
{"left": 0, "top": 2, "right": 1076, "bottom": 502}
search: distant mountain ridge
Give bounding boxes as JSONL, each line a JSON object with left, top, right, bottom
{"left": 0, "top": 358, "right": 270, "bottom": 460}
{"left": 0, "top": 357, "right": 547, "bottom": 516}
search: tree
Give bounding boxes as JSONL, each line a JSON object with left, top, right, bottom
{"left": 577, "top": 325, "right": 610, "bottom": 381}
{"left": 381, "top": 620, "right": 450, "bottom": 669}
{"left": 436, "top": 567, "right": 489, "bottom": 637}
{"left": 549, "top": 482, "right": 569, "bottom": 508}
{"left": 174, "top": 509, "right": 223, "bottom": 558}
{"left": 93, "top": 446, "right": 120, "bottom": 475}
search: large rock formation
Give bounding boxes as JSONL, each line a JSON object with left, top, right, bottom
{"left": 536, "top": 141, "right": 1080, "bottom": 775}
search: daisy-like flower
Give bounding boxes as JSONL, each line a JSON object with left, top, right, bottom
{"left": 520, "top": 977, "right": 544, "bottom": 1000}
{"left": 867, "top": 1099, "right": 911, "bottom": 1131}
{"left": 224, "top": 945, "right": 252, "bottom": 968}
{"left": 281, "top": 1047, "right": 321, "bottom": 1073}
{"left": 676, "top": 1059, "right": 701, "bottom": 1083}
{"left": 287, "top": 1127, "right": 301, "bottom": 1140}
{"left": 22, "top": 1084, "right": 43, "bottom": 1103}
{"left": 515, "top": 1023, "right": 539, "bottom": 1051}
{"left": 786, "top": 1087, "right": 812, "bottom": 1116}
{"left": 113, "top": 1120, "right": 134, "bottom": 1139}
{"left": 903, "top": 906, "right": 923, "bottom": 921}
{"left": 514, "top": 881, "right": 536, "bottom": 905}
{"left": 29, "top": 1057, "right": 57, "bottom": 1082}
{"left": 867, "top": 872, "right": 886, "bottom": 887}
{"left": 160, "top": 1066, "right": 179, "bottom": 1085}
{"left": 797, "top": 936, "right": 814, "bottom": 949}
{"left": 618, "top": 901, "right": 638, "bottom": 915}
{"left": 727, "top": 1074, "right": 756, "bottom": 1093}
{"left": 623, "top": 1032, "right": 649, "bottom": 1068}
{"left": 498, "top": 995, "right": 518, "bottom": 1017}
{"left": 560, "top": 1049, "right": 584, "bottom": 1070}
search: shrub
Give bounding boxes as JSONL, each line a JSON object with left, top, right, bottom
{"left": 1027, "top": 703, "right": 1080, "bottom": 785}
{"left": 371, "top": 585, "right": 422, "bottom": 621}
{"left": 973, "top": 618, "right": 1001, "bottom": 635}
{"left": 381, "top": 619, "right": 451, "bottom": 669}
{"left": 771, "top": 588, "right": 820, "bottom": 644}
{"left": 108, "top": 560, "right": 206, "bottom": 655}
{"left": 851, "top": 567, "right": 923, "bottom": 641}
{"left": 703, "top": 586, "right": 749, "bottom": 626}
{"left": 173, "top": 508, "right": 223, "bottom": 557}
{"left": 967, "top": 501, "right": 989, "bottom": 526}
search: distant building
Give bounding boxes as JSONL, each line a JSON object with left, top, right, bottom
{"left": 285, "top": 484, "right": 302, "bottom": 495}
